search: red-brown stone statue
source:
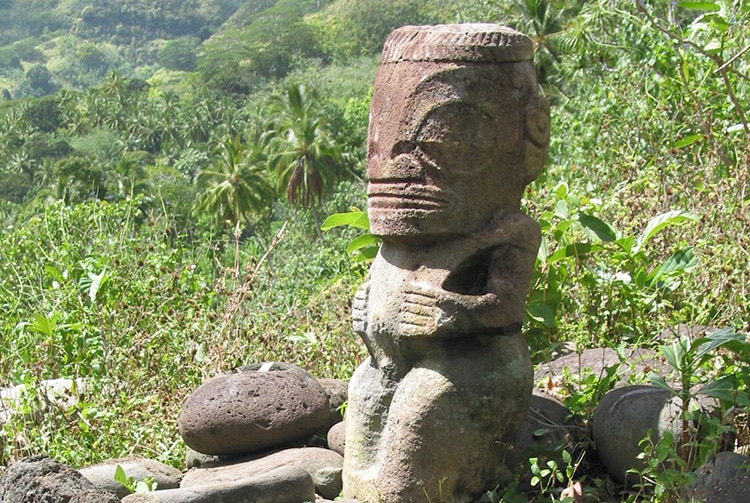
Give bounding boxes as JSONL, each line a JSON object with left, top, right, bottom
{"left": 343, "top": 24, "right": 550, "bottom": 503}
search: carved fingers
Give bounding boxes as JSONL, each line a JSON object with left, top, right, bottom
{"left": 352, "top": 281, "right": 370, "bottom": 335}
{"left": 399, "top": 281, "right": 449, "bottom": 337}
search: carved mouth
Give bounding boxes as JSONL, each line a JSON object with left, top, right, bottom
{"left": 367, "top": 182, "right": 449, "bottom": 210}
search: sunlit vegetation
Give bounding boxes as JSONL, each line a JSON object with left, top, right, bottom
{"left": 0, "top": 1, "right": 748, "bottom": 501}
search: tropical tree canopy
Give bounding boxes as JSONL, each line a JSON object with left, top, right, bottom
{"left": 194, "top": 134, "right": 273, "bottom": 230}
{"left": 267, "top": 83, "right": 345, "bottom": 211}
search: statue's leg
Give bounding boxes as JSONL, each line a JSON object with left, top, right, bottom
{"left": 342, "top": 357, "right": 396, "bottom": 500}
{"left": 374, "top": 335, "right": 533, "bottom": 503}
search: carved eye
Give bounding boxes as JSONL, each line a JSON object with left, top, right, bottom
{"left": 414, "top": 104, "right": 496, "bottom": 173}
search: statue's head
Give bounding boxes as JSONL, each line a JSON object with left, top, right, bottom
{"left": 366, "top": 24, "right": 549, "bottom": 241}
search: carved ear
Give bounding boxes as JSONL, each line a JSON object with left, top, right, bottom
{"left": 523, "top": 96, "right": 550, "bottom": 183}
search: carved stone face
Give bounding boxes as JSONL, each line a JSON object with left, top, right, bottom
{"left": 367, "top": 61, "right": 538, "bottom": 241}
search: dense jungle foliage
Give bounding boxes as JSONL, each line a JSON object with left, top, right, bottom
{"left": 1, "top": 0, "right": 749, "bottom": 501}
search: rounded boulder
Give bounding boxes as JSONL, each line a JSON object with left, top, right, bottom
{"left": 592, "top": 385, "right": 683, "bottom": 483}
{"left": 178, "top": 362, "right": 331, "bottom": 456}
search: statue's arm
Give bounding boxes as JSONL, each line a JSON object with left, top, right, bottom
{"left": 399, "top": 216, "right": 540, "bottom": 338}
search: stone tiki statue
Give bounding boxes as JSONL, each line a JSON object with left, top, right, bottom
{"left": 342, "top": 24, "right": 550, "bottom": 503}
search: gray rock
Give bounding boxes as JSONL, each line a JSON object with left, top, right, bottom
{"left": 178, "top": 362, "right": 331, "bottom": 456}
{"left": 534, "top": 347, "right": 663, "bottom": 389}
{"left": 592, "top": 385, "right": 683, "bottom": 483}
{"left": 317, "top": 378, "right": 348, "bottom": 427}
{"left": 78, "top": 457, "right": 182, "bottom": 499}
{"left": 0, "top": 455, "right": 119, "bottom": 503}
{"left": 181, "top": 447, "right": 343, "bottom": 499}
{"left": 121, "top": 466, "right": 314, "bottom": 503}
{"left": 184, "top": 446, "right": 229, "bottom": 470}
{"left": 327, "top": 421, "right": 346, "bottom": 456}
{"left": 692, "top": 451, "right": 750, "bottom": 502}
{"left": 697, "top": 469, "right": 750, "bottom": 503}
{"left": 507, "top": 390, "right": 578, "bottom": 479}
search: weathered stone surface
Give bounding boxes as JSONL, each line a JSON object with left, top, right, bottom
{"left": 121, "top": 466, "right": 314, "bottom": 503}
{"left": 507, "top": 390, "right": 578, "bottom": 479}
{"left": 317, "top": 378, "right": 348, "bottom": 427}
{"left": 534, "top": 347, "right": 663, "bottom": 389}
{"left": 344, "top": 23, "right": 548, "bottom": 503}
{"left": 592, "top": 385, "right": 683, "bottom": 483}
{"left": 327, "top": 420, "right": 346, "bottom": 456}
{"left": 692, "top": 452, "right": 750, "bottom": 502}
{"left": 184, "top": 446, "right": 229, "bottom": 470}
{"left": 0, "top": 455, "right": 119, "bottom": 503}
{"left": 178, "top": 362, "right": 331, "bottom": 456}
{"left": 181, "top": 447, "right": 343, "bottom": 500}
{"left": 78, "top": 457, "right": 182, "bottom": 499}
{"left": 692, "top": 452, "right": 750, "bottom": 503}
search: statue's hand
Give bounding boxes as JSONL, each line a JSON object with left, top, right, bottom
{"left": 399, "top": 281, "right": 450, "bottom": 337}
{"left": 352, "top": 281, "right": 370, "bottom": 334}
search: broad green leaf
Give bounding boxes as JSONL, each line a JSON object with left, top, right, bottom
{"left": 537, "top": 235, "right": 549, "bottom": 263}
{"left": 547, "top": 242, "right": 601, "bottom": 263}
{"left": 321, "top": 210, "right": 370, "bottom": 231}
{"left": 553, "top": 199, "right": 569, "bottom": 219}
{"left": 697, "top": 375, "right": 737, "bottom": 402}
{"left": 671, "top": 134, "right": 702, "bottom": 148}
{"left": 355, "top": 245, "right": 379, "bottom": 262}
{"left": 347, "top": 233, "right": 380, "bottom": 254}
{"left": 114, "top": 465, "right": 132, "bottom": 491}
{"left": 45, "top": 265, "right": 64, "bottom": 284}
{"left": 660, "top": 338, "right": 688, "bottom": 372}
{"left": 87, "top": 268, "right": 107, "bottom": 304}
{"left": 649, "top": 372, "right": 673, "bottom": 392}
{"left": 554, "top": 182, "right": 568, "bottom": 200}
{"left": 526, "top": 302, "right": 556, "bottom": 328}
{"left": 647, "top": 247, "right": 698, "bottom": 285}
{"left": 578, "top": 212, "right": 617, "bottom": 242}
{"left": 704, "top": 38, "right": 722, "bottom": 53}
{"left": 29, "top": 313, "right": 56, "bottom": 337}
{"left": 695, "top": 327, "right": 747, "bottom": 359}
{"left": 636, "top": 210, "right": 699, "bottom": 252}
{"left": 677, "top": 0, "right": 720, "bottom": 11}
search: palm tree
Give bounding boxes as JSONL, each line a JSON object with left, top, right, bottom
{"left": 507, "top": 0, "right": 585, "bottom": 93}
{"left": 266, "top": 83, "right": 345, "bottom": 230}
{"left": 195, "top": 134, "right": 273, "bottom": 232}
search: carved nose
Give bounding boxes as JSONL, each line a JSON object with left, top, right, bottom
{"left": 379, "top": 153, "right": 425, "bottom": 180}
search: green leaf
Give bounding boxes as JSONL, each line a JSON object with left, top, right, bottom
{"left": 677, "top": 1, "right": 720, "bottom": 11}
{"left": 671, "top": 134, "right": 702, "bottom": 148}
{"left": 698, "top": 375, "right": 737, "bottom": 402}
{"left": 537, "top": 235, "right": 549, "bottom": 263}
{"left": 547, "top": 242, "right": 601, "bottom": 263}
{"left": 321, "top": 210, "right": 369, "bottom": 231}
{"left": 355, "top": 246, "right": 379, "bottom": 262}
{"left": 87, "top": 268, "right": 107, "bottom": 304}
{"left": 695, "top": 327, "right": 747, "bottom": 360}
{"left": 45, "top": 265, "right": 64, "bottom": 284}
{"left": 553, "top": 199, "right": 569, "bottom": 219}
{"left": 578, "top": 212, "right": 617, "bottom": 242}
{"left": 660, "top": 338, "right": 689, "bottom": 372}
{"left": 636, "top": 210, "right": 699, "bottom": 252}
{"left": 647, "top": 247, "right": 698, "bottom": 286}
{"left": 113, "top": 464, "right": 133, "bottom": 493}
{"left": 28, "top": 312, "right": 57, "bottom": 337}
{"left": 526, "top": 302, "right": 556, "bottom": 328}
{"left": 347, "top": 233, "right": 380, "bottom": 254}
{"left": 649, "top": 372, "right": 673, "bottom": 392}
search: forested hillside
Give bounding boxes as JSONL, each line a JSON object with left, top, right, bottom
{"left": 1, "top": 1, "right": 749, "bottom": 501}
